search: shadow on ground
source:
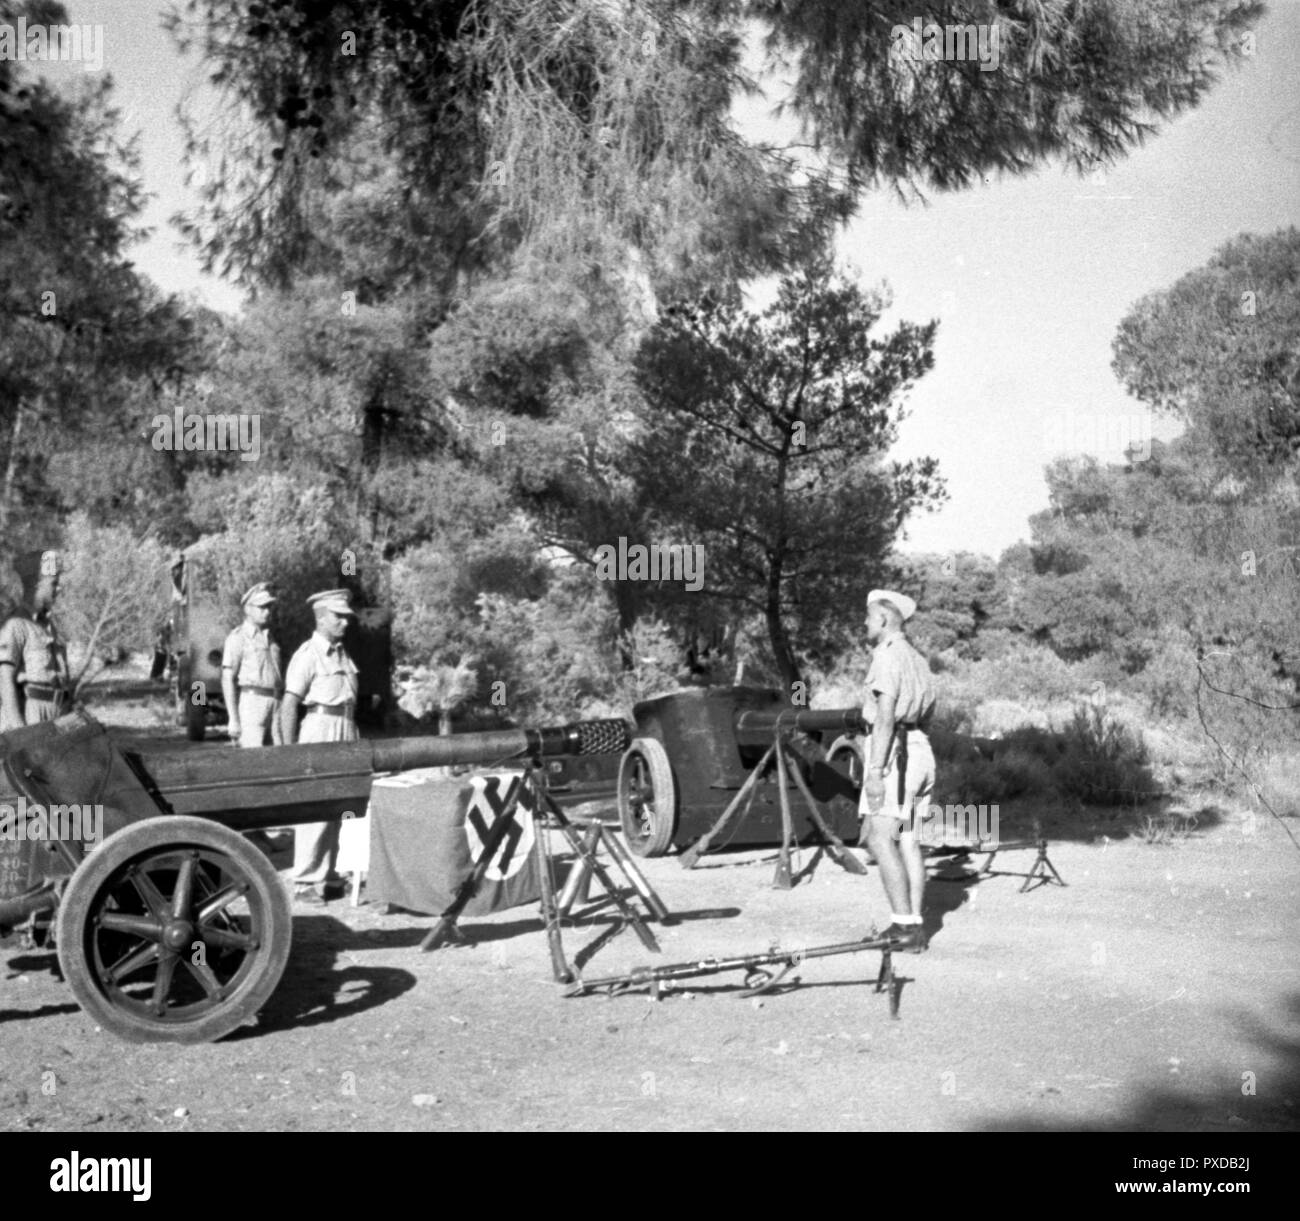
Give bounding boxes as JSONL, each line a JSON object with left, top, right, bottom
{"left": 229, "top": 915, "right": 419, "bottom": 1040}
{"left": 975, "top": 993, "right": 1300, "bottom": 1132}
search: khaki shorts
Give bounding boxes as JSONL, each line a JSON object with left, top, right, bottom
{"left": 236, "top": 690, "right": 277, "bottom": 748}
{"left": 859, "top": 729, "right": 935, "bottom": 837}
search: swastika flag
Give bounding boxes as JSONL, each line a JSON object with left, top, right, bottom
{"left": 366, "top": 770, "right": 542, "bottom": 916}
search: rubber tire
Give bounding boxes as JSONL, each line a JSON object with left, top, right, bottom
{"left": 827, "top": 734, "right": 865, "bottom": 788}
{"left": 617, "top": 738, "right": 677, "bottom": 858}
{"left": 57, "top": 816, "right": 292, "bottom": 1044}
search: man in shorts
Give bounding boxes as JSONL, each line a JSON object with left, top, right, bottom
{"left": 859, "top": 589, "right": 936, "bottom": 952}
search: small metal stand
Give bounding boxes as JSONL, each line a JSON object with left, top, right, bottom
{"left": 680, "top": 728, "right": 866, "bottom": 888}
{"left": 420, "top": 755, "right": 670, "bottom": 982}
{"left": 931, "top": 821, "right": 1067, "bottom": 894}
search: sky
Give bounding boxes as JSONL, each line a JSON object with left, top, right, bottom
{"left": 43, "top": 1, "right": 1300, "bottom": 559}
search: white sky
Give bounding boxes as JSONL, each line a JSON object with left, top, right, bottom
{"left": 47, "top": 1, "right": 1300, "bottom": 558}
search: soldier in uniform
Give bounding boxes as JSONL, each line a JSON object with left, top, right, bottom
{"left": 0, "top": 550, "right": 70, "bottom": 732}
{"left": 221, "top": 582, "right": 284, "bottom": 747}
{"left": 280, "top": 589, "right": 358, "bottom": 902}
{"left": 859, "top": 589, "right": 937, "bottom": 952}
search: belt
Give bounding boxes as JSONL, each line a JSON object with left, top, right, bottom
{"left": 240, "top": 685, "right": 279, "bottom": 698}
{"left": 24, "top": 683, "right": 65, "bottom": 700}
{"left": 305, "top": 703, "right": 355, "bottom": 717}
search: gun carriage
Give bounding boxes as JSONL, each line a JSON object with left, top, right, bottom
{"left": 0, "top": 710, "right": 629, "bottom": 1043}
{"left": 616, "top": 686, "right": 867, "bottom": 856}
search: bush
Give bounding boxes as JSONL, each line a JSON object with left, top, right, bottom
{"left": 933, "top": 742, "right": 1056, "bottom": 806}
{"left": 56, "top": 515, "right": 171, "bottom": 695}
{"left": 1052, "top": 704, "right": 1159, "bottom": 806}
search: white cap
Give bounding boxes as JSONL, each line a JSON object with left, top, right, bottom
{"left": 867, "top": 588, "right": 917, "bottom": 622}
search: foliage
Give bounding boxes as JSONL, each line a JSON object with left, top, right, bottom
{"left": 55, "top": 515, "right": 171, "bottom": 695}
{"left": 634, "top": 253, "right": 943, "bottom": 686}
{"left": 184, "top": 471, "right": 387, "bottom": 654}
{"left": 902, "top": 552, "right": 1012, "bottom": 658}
{"left": 1113, "top": 227, "right": 1300, "bottom": 478}
{"left": 759, "top": 0, "right": 1262, "bottom": 195}
{"left": 395, "top": 656, "right": 481, "bottom": 728}
{"left": 166, "top": 0, "right": 1261, "bottom": 289}
{"left": 164, "top": 0, "right": 836, "bottom": 294}
{"left": 1052, "top": 704, "right": 1160, "bottom": 806}
{"left": 0, "top": 0, "right": 202, "bottom": 539}
{"left": 931, "top": 703, "right": 1159, "bottom": 809}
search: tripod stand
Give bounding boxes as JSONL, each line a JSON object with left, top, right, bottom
{"left": 420, "top": 754, "right": 670, "bottom": 982}
{"left": 679, "top": 726, "right": 866, "bottom": 888}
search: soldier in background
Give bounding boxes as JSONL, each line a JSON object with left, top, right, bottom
{"left": 280, "top": 589, "right": 358, "bottom": 902}
{"left": 221, "top": 582, "right": 283, "bottom": 747}
{"left": 0, "top": 550, "right": 70, "bottom": 732}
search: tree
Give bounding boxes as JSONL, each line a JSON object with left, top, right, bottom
{"left": 54, "top": 515, "right": 171, "bottom": 697}
{"left": 0, "top": 0, "right": 202, "bottom": 545}
{"left": 1112, "top": 227, "right": 1300, "bottom": 481}
{"left": 634, "top": 255, "right": 943, "bottom": 689}
{"left": 166, "top": 0, "right": 1261, "bottom": 289}
{"left": 165, "top": 0, "right": 835, "bottom": 295}
{"left": 901, "top": 552, "right": 1013, "bottom": 660}
{"left": 758, "top": 0, "right": 1262, "bottom": 195}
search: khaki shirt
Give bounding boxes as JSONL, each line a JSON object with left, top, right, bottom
{"left": 222, "top": 621, "right": 283, "bottom": 693}
{"left": 0, "top": 614, "right": 69, "bottom": 688}
{"left": 284, "top": 632, "right": 358, "bottom": 707}
{"left": 863, "top": 634, "right": 935, "bottom": 729}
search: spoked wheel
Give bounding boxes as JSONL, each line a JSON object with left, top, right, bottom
{"left": 617, "top": 738, "right": 676, "bottom": 857}
{"left": 827, "top": 734, "right": 865, "bottom": 788}
{"left": 57, "top": 816, "right": 292, "bottom": 1044}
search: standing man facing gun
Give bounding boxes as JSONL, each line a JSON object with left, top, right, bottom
{"left": 280, "top": 589, "right": 358, "bottom": 903}
{"left": 0, "top": 550, "right": 69, "bottom": 732}
{"left": 859, "top": 589, "right": 936, "bottom": 952}
{"left": 221, "top": 582, "right": 284, "bottom": 747}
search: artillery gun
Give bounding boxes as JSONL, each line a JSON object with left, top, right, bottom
{"left": 616, "top": 686, "right": 866, "bottom": 856}
{"left": 0, "top": 710, "right": 629, "bottom": 1043}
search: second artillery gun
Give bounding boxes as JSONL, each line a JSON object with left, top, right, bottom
{"left": 0, "top": 710, "right": 629, "bottom": 1043}
{"left": 616, "top": 686, "right": 867, "bottom": 856}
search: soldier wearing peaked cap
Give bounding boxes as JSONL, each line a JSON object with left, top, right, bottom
{"left": 0, "top": 550, "right": 70, "bottom": 732}
{"left": 281, "top": 589, "right": 359, "bottom": 901}
{"left": 221, "top": 582, "right": 284, "bottom": 748}
{"left": 859, "top": 588, "right": 936, "bottom": 953}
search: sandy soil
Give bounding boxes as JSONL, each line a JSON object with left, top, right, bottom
{"left": 1, "top": 688, "right": 1297, "bottom": 1132}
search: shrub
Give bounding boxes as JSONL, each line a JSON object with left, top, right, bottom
{"left": 932, "top": 741, "right": 1056, "bottom": 806}
{"left": 1052, "top": 704, "right": 1160, "bottom": 806}
{"left": 57, "top": 515, "right": 171, "bottom": 695}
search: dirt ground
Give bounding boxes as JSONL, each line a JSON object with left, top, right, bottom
{"left": 2, "top": 689, "right": 1298, "bottom": 1132}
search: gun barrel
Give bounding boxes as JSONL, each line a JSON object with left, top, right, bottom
{"left": 126, "top": 717, "right": 631, "bottom": 831}
{"left": 733, "top": 707, "right": 865, "bottom": 736}
{"left": 368, "top": 719, "right": 631, "bottom": 772}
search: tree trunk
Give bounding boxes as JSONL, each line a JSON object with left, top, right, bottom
{"left": 765, "top": 559, "right": 801, "bottom": 693}
{"left": 0, "top": 403, "right": 26, "bottom": 535}
{"left": 612, "top": 578, "right": 640, "bottom": 671}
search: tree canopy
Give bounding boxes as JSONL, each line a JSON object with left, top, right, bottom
{"left": 1113, "top": 226, "right": 1300, "bottom": 480}
{"left": 166, "top": 0, "right": 1263, "bottom": 294}
{"left": 634, "top": 255, "right": 943, "bottom": 687}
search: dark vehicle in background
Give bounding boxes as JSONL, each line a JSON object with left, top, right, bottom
{"left": 164, "top": 554, "right": 230, "bottom": 740}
